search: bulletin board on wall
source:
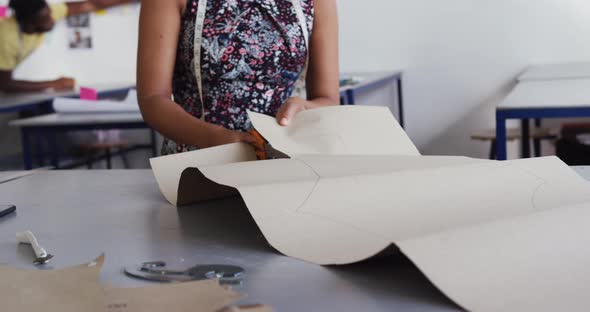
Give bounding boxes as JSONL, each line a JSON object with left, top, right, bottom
{"left": 13, "top": 1, "right": 141, "bottom": 86}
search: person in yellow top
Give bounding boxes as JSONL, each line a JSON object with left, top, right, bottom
{"left": 0, "top": 0, "right": 136, "bottom": 93}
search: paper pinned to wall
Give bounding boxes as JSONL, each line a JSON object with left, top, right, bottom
{"left": 66, "top": 13, "right": 92, "bottom": 49}
{"left": 150, "top": 105, "right": 590, "bottom": 311}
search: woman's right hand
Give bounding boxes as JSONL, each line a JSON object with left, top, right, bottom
{"left": 204, "top": 124, "right": 256, "bottom": 148}
{"left": 52, "top": 77, "right": 76, "bottom": 91}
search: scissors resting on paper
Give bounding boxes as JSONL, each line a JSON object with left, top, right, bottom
{"left": 248, "top": 130, "right": 289, "bottom": 160}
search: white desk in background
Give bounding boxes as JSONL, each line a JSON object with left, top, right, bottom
{"left": 5, "top": 74, "right": 404, "bottom": 169}
{"left": 0, "top": 83, "right": 135, "bottom": 114}
{"left": 340, "top": 71, "right": 405, "bottom": 128}
{"left": 496, "top": 79, "right": 590, "bottom": 160}
{"left": 1, "top": 76, "right": 399, "bottom": 115}
{"left": 518, "top": 62, "right": 590, "bottom": 82}
{"left": 0, "top": 76, "right": 402, "bottom": 119}
{"left": 9, "top": 113, "right": 156, "bottom": 170}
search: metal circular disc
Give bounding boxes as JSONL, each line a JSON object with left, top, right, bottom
{"left": 123, "top": 263, "right": 245, "bottom": 284}
{"left": 189, "top": 265, "right": 245, "bottom": 281}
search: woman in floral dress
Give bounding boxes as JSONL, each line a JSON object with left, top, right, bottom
{"left": 137, "top": 0, "right": 339, "bottom": 155}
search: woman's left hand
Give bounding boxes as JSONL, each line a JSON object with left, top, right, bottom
{"left": 276, "top": 97, "right": 309, "bottom": 126}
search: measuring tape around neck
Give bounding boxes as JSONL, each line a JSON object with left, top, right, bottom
{"left": 290, "top": 0, "right": 309, "bottom": 98}
{"left": 194, "top": 0, "right": 209, "bottom": 120}
{"left": 193, "top": 0, "right": 310, "bottom": 120}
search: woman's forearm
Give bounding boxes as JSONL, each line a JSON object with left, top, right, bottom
{"left": 306, "top": 96, "right": 340, "bottom": 109}
{"left": 1, "top": 80, "right": 56, "bottom": 93}
{"left": 139, "top": 95, "right": 216, "bottom": 148}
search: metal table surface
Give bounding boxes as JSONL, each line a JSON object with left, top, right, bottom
{"left": 0, "top": 169, "right": 461, "bottom": 311}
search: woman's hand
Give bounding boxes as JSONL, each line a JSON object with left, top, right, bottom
{"left": 204, "top": 124, "right": 256, "bottom": 148}
{"left": 276, "top": 97, "right": 309, "bottom": 126}
{"left": 276, "top": 96, "right": 341, "bottom": 126}
{"left": 52, "top": 77, "right": 76, "bottom": 91}
{"left": 275, "top": 0, "right": 340, "bottom": 126}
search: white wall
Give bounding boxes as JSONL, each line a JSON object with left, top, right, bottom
{"left": 0, "top": 3, "right": 140, "bottom": 158}
{"left": 13, "top": 1, "right": 139, "bottom": 84}
{"left": 338, "top": 0, "right": 590, "bottom": 157}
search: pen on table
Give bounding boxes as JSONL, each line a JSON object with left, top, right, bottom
{"left": 0, "top": 205, "right": 16, "bottom": 218}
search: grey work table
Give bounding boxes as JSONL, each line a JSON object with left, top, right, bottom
{"left": 0, "top": 169, "right": 461, "bottom": 311}
{"left": 4, "top": 167, "right": 590, "bottom": 310}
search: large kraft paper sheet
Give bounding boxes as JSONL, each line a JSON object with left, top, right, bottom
{"left": 150, "top": 105, "right": 590, "bottom": 312}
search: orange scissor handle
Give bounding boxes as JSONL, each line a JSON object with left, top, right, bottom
{"left": 248, "top": 130, "right": 268, "bottom": 160}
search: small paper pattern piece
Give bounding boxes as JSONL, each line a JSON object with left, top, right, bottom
{"left": 0, "top": 256, "right": 105, "bottom": 312}
{"left": 0, "top": 255, "right": 264, "bottom": 312}
{"left": 150, "top": 105, "right": 590, "bottom": 312}
{"left": 105, "top": 280, "right": 242, "bottom": 312}
{"left": 80, "top": 87, "right": 99, "bottom": 100}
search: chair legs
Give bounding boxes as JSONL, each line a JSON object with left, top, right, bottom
{"left": 86, "top": 151, "right": 94, "bottom": 169}
{"left": 120, "top": 148, "right": 130, "bottom": 169}
{"left": 489, "top": 140, "right": 497, "bottom": 160}
{"left": 105, "top": 148, "right": 112, "bottom": 170}
{"left": 534, "top": 139, "right": 542, "bottom": 157}
{"left": 85, "top": 147, "right": 130, "bottom": 169}
{"left": 490, "top": 138, "right": 548, "bottom": 160}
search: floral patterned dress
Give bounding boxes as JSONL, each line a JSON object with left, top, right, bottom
{"left": 161, "top": 0, "right": 314, "bottom": 155}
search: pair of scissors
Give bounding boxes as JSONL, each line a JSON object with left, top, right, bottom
{"left": 124, "top": 261, "right": 245, "bottom": 285}
{"left": 248, "top": 130, "right": 289, "bottom": 160}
